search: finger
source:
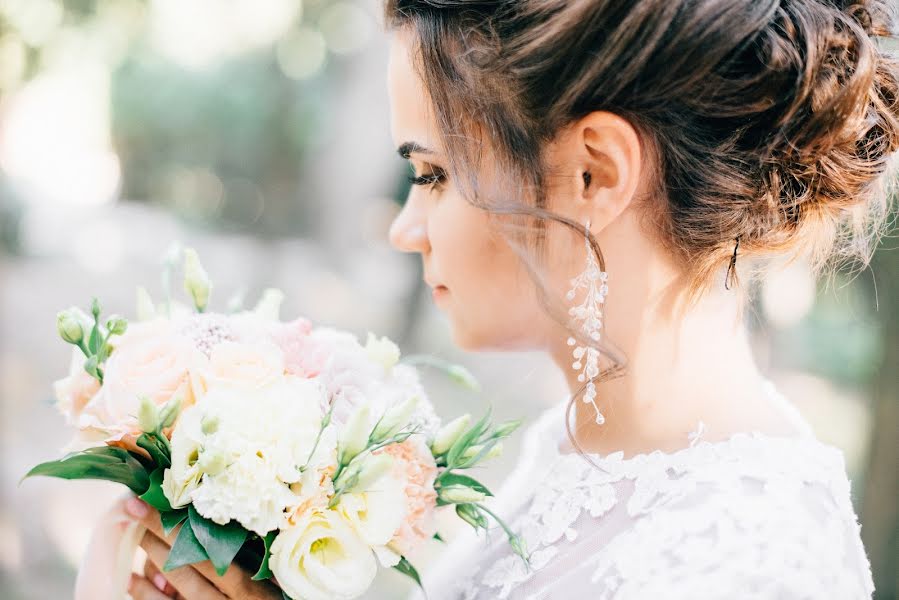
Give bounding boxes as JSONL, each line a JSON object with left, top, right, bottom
{"left": 126, "top": 497, "right": 168, "bottom": 541}
{"left": 129, "top": 573, "right": 173, "bottom": 600}
{"left": 145, "top": 557, "right": 179, "bottom": 597}
{"left": 141, "top": 531, "right": 226, "bottom": 600}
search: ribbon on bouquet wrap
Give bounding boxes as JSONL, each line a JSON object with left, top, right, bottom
{"left": 74, "top": 494, "right": 147, "bottom": 600}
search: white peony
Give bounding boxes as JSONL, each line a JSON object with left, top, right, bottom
{"left": 270, "top": 509, "right": 378, "bottom": 600}
{"left": 163, "top": 375, "right": 328, "bottom": 535}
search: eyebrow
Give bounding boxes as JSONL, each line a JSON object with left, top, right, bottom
{"left": 397, "top": 141, "right": 436, "bottom": 159}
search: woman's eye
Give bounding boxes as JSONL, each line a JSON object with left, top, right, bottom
{"left": 407, "top": 166, "right": 446, "bottom": 191}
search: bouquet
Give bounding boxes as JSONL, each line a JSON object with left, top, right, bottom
{"left": 25, "top": 248, "right": 528, "bottom": 600}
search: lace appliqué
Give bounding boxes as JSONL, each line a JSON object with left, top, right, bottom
{"left": 464, "top": 432, "right": 874, "bottom": 600}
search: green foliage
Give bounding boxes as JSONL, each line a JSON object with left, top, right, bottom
{"left": 23, "top": 446, "right": 150, "bottom": 495}
{"left": 393, "top": 557, "right": 425, "bottom": 596}
{"left": 251, "top": 531, "right": 278, "bottom": 581}
{"left": 140, "top": 468, "right": 173, "bottom": 512}
{"left": 161, "top": 509, "right": 188, "bottom": 537}
{"left": 187, "top": 505, "right": 248, "bottom": 576}
{"left": 164, "top": 516, "right": 209, "bottom": 572}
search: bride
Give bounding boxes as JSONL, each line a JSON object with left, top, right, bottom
{"left": 82, "top": 0, "right": 897, "bottom": 598}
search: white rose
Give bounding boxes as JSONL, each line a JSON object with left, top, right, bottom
{"left": 335, "top": 472, "right": 407, "bottom": 563}
{"left": 162, "top": 405, "right": 204, "bottom": 508}
{"left": 270, "top": 510, "right": 377, "bottom": 600}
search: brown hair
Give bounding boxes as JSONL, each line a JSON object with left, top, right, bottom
{"left": 384, "top": 0, "right": 899, "bottom": 390}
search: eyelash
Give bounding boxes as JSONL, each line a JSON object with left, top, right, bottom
{"left": 407, "top": 166, "right": 446, "bottom": 190}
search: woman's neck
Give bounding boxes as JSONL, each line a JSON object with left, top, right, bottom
{"left": 548, "top": 255, "right": 795, "bottom": 458}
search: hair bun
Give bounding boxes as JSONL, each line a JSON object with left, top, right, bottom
{"left": 754, "top": 0, "right": 899, "bottom": 267}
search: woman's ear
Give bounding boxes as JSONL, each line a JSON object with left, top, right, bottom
{"left": 575, "top": 111, "right": 643, "bottom": 230}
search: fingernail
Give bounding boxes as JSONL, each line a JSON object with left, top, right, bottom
{"left": 153, "top": 573, "right": 168, "bottom": 592}
{"left": 126, "top": 496, "right": 149, "bottom": 518}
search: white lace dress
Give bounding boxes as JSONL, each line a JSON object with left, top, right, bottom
{"left": 411, "top": 379, "right": 874, "bottom": 600}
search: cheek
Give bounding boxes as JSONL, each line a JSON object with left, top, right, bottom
{"left": 430, "top": 196, "right": 547, "bottom": 349}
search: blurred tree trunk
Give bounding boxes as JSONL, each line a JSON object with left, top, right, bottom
{"left": 861, "top": 244, "right": 898, "bottom": 600}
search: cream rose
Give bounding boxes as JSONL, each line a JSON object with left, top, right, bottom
{"left": 77, "top": 319, "right": 206, "bottom": 442}
{"left": 270, "top": 510, "right": 377, "bottom": 600}
{"left": 203, "top": 340, "right": 285, "bottom": 389}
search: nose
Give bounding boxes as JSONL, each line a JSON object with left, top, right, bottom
{"left": 389, "top": 196, "right": 430, "bottom": 254}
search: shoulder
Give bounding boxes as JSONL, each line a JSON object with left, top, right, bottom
{"left": 585, "top": 434, "right": 875, "bottom": 599}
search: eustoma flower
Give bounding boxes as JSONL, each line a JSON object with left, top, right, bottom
{"left": 270, "top": 510, "right": 377, "bottom": 600}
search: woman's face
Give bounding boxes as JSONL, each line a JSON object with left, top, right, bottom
{"left": 386, "top": 32, "right": 559, "bottom": 351}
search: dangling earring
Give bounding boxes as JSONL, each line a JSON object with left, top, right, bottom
{"left": 566, "top": 218, "right": 609, "bottom": 425}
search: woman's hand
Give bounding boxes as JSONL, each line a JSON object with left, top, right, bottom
{"left": 124, "top": 497, "right": 282, "bottom": 600}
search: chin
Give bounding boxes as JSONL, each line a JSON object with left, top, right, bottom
{"left": 447, "top": 321, "right": 494, "bottom": 352}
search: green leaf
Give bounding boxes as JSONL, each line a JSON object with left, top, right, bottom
{"left": 83, "top": 355, "right": 100, "bottom": 379}
{"left": 163, "top": 516, "right": 208, "bottom": 572}
{"left": 161, "top": 509, "right": 188, "bottom": 537}
{"left": 188, "top": 505, "right": 248, "bottom": 576}
{"left": 23, "top": 446, "right": 150, "bottom": 495}
{"left": 393, "top": 557, "right": 426, "bottom": 596}
{"left": 436, "top": 473, "right": 493, "bottom": 496}
{"left": 446, "top": 408, "right": 491, "bottom": 468}
{"left": 137, "top": 433, "right": 171, "bottom": 469}
{"left": 251, "top": 531, "right": 277, "bottom": 581}
{"left": 139, "top": 468, "right": 173, "bottom": 512}
{"left": 455, "top": 437, "right": 502, "bottom": 469}
{"left": 88, "top": 322, "right": 101, "bottom": 355}
{"left": 432, "top": 532, "right": 444, "bottom": 543}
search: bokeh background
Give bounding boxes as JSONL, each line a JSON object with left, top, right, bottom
{"left": 0, "top": 1, "right": 896, "bottom": 598}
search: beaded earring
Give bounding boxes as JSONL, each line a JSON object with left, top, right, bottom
{"left": 565, "top": 218, "right": 608, "bottom": 425}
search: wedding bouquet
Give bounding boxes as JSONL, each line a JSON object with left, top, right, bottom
{"left": 25, "top": 248, "right": 527, "bottom": 600}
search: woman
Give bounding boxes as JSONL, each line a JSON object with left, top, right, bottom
{"left": 87, "top": 0, "right": 898, "bottom": 598}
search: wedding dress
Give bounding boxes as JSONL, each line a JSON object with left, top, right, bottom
{"left": 411, "top": 378, "right": 874, "bottom": 599}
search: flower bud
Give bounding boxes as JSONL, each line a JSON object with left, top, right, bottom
{"left": 339, "top": 404, "right": 371, "bottom": 466}
{"left": 346, "top": 453, "right": 394, "bottom": 493}
{"left": 183, "top": 248, "right": 212, "bottom": 312}
{"left": 137, "top": 396, "right": 160, "bottom": 433}
{"left": 461, "top": 442, "right": 503, "bottom": 463}
{"left": 56, "top": 309, "right": 85, "bottom": 346}
{"left": 253, "top": 288, "right": 285, "bottom": 320}
{"left": 491, "top": 420, "right": 522, "bottom": 439}
{"left": 136, "top": 287, "right": 156, "bottom": 321}
{"left": 371, "top": 395, "right": 418, "bottom": 442}
{"left": 431, "top": 414, "right": 471, "bottom": 455}
{"left": 455, "top": 503, "right": 487, "bottom": 530}
{"left": 198, "top": 448, "right": 227, "bottom": 476}
{"left": 365, "top": 332, "right": 401, "bottom": 371}
{"left": 201, "top": 414, "right": 220, "bottom": 435}
{"left": 438, "top": 485, "right": 486, "bottom": 504}
{"left": 509, "top": 535, "right": 528, "bottom": 560}
{"left": 105, "top": 315, "right": 128, "bottom": 336}
{"left": 446, "top": 364, "right": 480, "bottom": 391}
{"left": 159, "top": 396, "right": 182, "bottom": 429}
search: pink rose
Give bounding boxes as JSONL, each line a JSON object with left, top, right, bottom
{"left": 77, "top": 319, "right": 207, "bottom": 442}
{"left": 54, "top": 349, "right": 102, "bottom": 427}
{"left": 375, "top": 435, "right": 439, "bottom": 556}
